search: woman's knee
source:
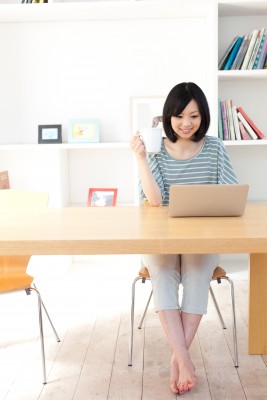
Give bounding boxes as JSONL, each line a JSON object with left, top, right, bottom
{"left": 141, "top": 254, "right": 180, "bottom": 276}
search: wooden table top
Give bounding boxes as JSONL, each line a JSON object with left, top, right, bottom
{"left": 0, "top": 203, "right": 267, "bottom": 256}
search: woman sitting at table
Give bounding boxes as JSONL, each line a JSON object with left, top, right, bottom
{"left": 130, "top": 82, "right": 238, "bottom": 395}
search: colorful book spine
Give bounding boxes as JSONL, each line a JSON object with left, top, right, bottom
{"left": 231, "top": 35, "right": 245, "bottom": 70}
{"left": 234, "top": 36, "right": 250, "bottom": 70}
{"left": 237, "top": 106, "right": 265, "bottom": 139}
{"left": 224, "top": 36, "right": 243, "bottom": 70}
{"left": 238, "top": 121, "right": 251, "bottom": 140}
{"left": 237, "top": 112, "right": 258, "bottom": 140}
{"left": 248, "top": 28, "right": 265, "bottom": 69}
{"left": 257, "top": 35, "right": 267, "bottom": 69}
{"left": 241, "top": 29, "right": 259, "bottom": 70}
{"left": 232, "top": 106, "right": 241, "bottom": 141}
{"left": 226, "top": 99, "right": 235, "bottom": 140}
{"left": 218, "top": 36, "right": 238, "bottom": 70}
{"left": 218, "top": 99, "right": 224, "bottom": 140}
{"left": 220, "top": 101, "right": 229, "bottom": 140}
{"left": 253, "top": 31, "right": 266, "bottom": 69}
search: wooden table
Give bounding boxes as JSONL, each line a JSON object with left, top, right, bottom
{"left": 0, "top": 203, "right": 267, "bottom": 354}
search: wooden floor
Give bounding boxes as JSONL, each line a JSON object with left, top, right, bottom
{"left": 0, "top": 255, "right": 266, "bottom": 400}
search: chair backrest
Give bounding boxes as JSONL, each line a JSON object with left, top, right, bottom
{"left": 0, "top": 189, "right": 49, "bottom": 291}
{"left": 0, "top": 189, "right": 48, "bottom": 209}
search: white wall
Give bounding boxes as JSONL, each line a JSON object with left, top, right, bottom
{"left": 0, "top": 3, "right": 212, "bottom": 205}
{"left": 0, "top": 15, "right": 209, "bottom": 145}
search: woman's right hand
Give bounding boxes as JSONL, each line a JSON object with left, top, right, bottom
{"left": 130, "top": 132, "right": 146, "bottom": 159}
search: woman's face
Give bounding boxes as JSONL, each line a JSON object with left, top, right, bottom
{"left": 170, "top": 99, "right": 201, "bottom": 140}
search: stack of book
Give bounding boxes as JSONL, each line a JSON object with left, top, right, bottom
{"left": 218, "top": 100, "right": 265, "bottom": 141}
{"left": 219, "top": 28, "right": 267, "bottom": 70}
{"left": 21, "top": 0, "right": 49, "bottom": 3}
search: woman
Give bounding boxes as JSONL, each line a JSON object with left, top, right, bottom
{"left": 130, "top": 82, "right": 238, "bottom": 395}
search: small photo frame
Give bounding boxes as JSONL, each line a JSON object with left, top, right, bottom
{"left": 38, "top": 125, "right": 62, "bottom": 144}
{"left": 87, "top": 188, "right": 118, "bottom": 207}
{"left": 68, "top": 119, "right": 100, "bottom": 143}
{"left": 0, "top": 170, "right": 10, "bottom": 190}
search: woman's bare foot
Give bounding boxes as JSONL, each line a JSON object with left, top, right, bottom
{"left": 170, "top": 353, "right": 180, "bottom": 393}
{"left": 175, "top": 351, "right": 197, "bottom": 394}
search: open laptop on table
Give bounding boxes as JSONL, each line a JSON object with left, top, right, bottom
{"left": 168, "top": 184, "right": 249, "bottom": 217}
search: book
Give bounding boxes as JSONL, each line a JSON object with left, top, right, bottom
{"left": 238, "top": 121, "right": 251, "bottom": 140}
{"left": 241, "top": 29, "right": 259, "bottom": 70}
{"left": 226, "top": 99, "right": 236, "bottom": 140}
{"left": 237, "top": 112, "right": 258, "bottom": 140}
{"left": 223, "top": 36, "right": 243, "bottom": 70}
{"left": 234, "top": 35, "right": 250, "bottom": 70}
{"left": 0, "top": 170, "right": 10, "bottom": 190}
{"left": 218, "top": 36, "right": 238, "bottom": 70}
{"left": 257, "top": 35, "right": 267, "bottom": 69}
{"left": 218, "top": 99, "right": 224, "bottom": 140}
{"left": 253, "top": 31, "right": 266, "bottom": 69}
{"left": 232, "top": 105, "right": 241, "bottom": 141}
{"left": 247, "top": 28, "right": 265, "bottom": 69}
{"left": 220, "top": 101, "right": 229, "bottom": 140}
{"left": 230, "top": 35, "right": 245, "bottom": 70}
{"left": 237, "top": 106, "right": 265, "bottom": 139}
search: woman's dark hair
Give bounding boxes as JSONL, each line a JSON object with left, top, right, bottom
{"left": 162, "top": 82, "right": 210, "bottom": 143}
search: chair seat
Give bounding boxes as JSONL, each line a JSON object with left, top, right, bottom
{"left": 138, "top": 265, "right": 226, "bottom": 280}
{"left": 0, "top": 273, "right": 33, "bottom": 293}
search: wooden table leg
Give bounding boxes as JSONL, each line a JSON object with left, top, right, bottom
{"left": 248, "top": 253, "right": 267, "bottom": 354}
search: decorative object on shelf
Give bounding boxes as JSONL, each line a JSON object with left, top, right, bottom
{"left": 219, "top": 28, "right": 267, "bottom": 70}
{"left": 131, "top": 97, "right": 165, "bottom": 134}
{"left": 87, "top": 188, "right": 118, "bottom": 207}
{"left": 0, "top": 171, "right": 10, "bottom": 190}
{"left": 38, "top": 124, "right": 62, "bottom": 144}
{"left": 219, "top": 100, "right": 265, "bottom": 141}
{"left": 68, "top": 119, "right": 100, "bottom": 144}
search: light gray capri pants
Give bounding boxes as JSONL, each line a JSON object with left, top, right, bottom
{"left": 141, "top": 253, "right": 220, "bottom": 314}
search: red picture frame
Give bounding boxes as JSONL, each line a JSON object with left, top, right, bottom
{"left": 87, "top": 188, "right": 118, "bottom": 207}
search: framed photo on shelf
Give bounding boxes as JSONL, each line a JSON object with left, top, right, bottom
{"left": 0, "top": 170, "right": 10, "bottom": 190}
{"left": 68, "top": 119, "right": 100, "bottom": 143}
{"left": 87, "top": 188, "right": 118, "bottom": 207}
{"left": 38, "top": 125, "right": 62, "bottom": 144}
{"left": 131, "top": 96, "right": 166, "bottom": 133}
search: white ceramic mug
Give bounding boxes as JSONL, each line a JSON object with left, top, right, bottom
{"left": 139, "top": 127, "right": 162, "bottom": 154}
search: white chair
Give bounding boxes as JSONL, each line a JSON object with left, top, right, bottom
{"left": 128, "top": 265, "right": 238, "bottom": 368}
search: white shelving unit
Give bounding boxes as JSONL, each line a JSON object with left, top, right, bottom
{"left": 218, "top": 1, "right": 267, "bottom": 201}
{"left": 218, "top": 1, "right": 267, "bottom": 142}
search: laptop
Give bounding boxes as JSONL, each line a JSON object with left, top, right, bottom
{"left": 168, "top": 184, "right": 249, "bottom": 217}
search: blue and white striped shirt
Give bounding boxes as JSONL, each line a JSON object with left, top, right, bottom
{"left": 139, "top": 136, "right": 238, "bottom": 205}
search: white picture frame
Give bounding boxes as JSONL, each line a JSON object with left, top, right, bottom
{"left": 130, "top": 96, "right": 166, "bottom": 134}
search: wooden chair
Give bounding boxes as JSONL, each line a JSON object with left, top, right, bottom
{"left": 128, "top": 264, "right": 238, "bottom": 368}
{"left": 0, "top": 189, "right": 60, "bottom": 384}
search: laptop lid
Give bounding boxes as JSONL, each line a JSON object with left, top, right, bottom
{"left": 168, "top": 184, "right": 249, "bottom": 217}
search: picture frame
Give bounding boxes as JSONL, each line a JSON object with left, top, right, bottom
{"left": 0, "top": 170, "right": 10, "bottom": 190}
{"left": 131, "top": 96, "right": 166, "bottom": 133}
{"left": 68, "top": 119, "right": 100, "bottom": 143}
{"left": 87, "top": 188, "right": 118, "bottom": 207}
{"left": 38, "top": 124, "right": 62, "bottom": 144}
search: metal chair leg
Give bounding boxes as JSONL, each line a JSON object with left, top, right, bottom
{"left": 33, "top": 283, "right": 60, "bottom": 342}
{"left": 128, "top": 276, "right": 140, "bottom": 366}
{"left": 128, "top": 275, "right": 153, "bottom": 366}
{"left": 138, "top": 289, "right": 153, "bottom": 329}
{"left": 26, "top": 286, "right": 60, "bottom": 384}
{"left": 209, "top": 285, "right": 226, "bottom": 329}
{"left": 210, "top": 277, "right": 239, "bottom": 368}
